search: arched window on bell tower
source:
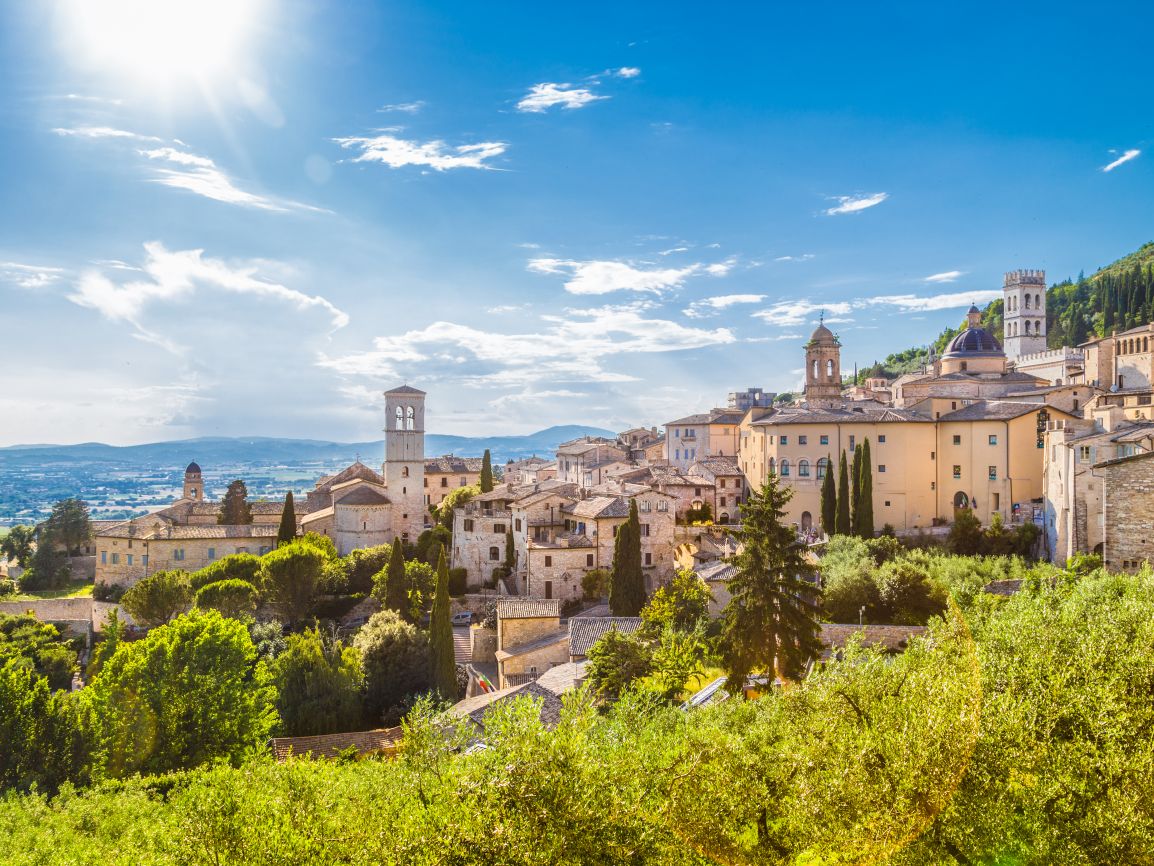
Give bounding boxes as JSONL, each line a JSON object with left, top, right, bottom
{"left": 395, "top": 406, "right": 404, "bottom": 430}
{"left": 826, "top": 359, "right": 834, "bottom": 378}
{"left": 406, "top": 406, "right": 415, "bottom": 431}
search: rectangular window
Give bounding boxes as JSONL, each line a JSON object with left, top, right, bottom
{"left": 174, "top": 549, "right": 185, "bottom": 562}
{"left": 780, "top": 435, "right": 788, "bottom": 445}
{"left": 639, "top": 524, "right": 650, "bottom": 537}
{"left": 849, "top": 435, "right": 856, "bottom": 451}
{"left": 544, "top": 555, "right": 552, "bottom": 567}
{"left": 459, "top": 477, "right": 467, "bottom": 486}
{"left": 640, "top": 500, "right": 652, "bottom": 512}
{"left": 720, "top": 496, "right": 727, "bottom": 506}
{"left": 463, "top": 519, "right": 474, "bottom": 532}
{"left": 992, "top": 493, "right": 1000, "bottom": 510}
{"left": 644, "top": 552, "right": 652, "bottom": 566}
{"left": 931, "top": 451, "right": 935, "bottom": 461}
{"left": 798, "top": 435, "right": 808, "bottom": 445}
{"left": 952, "top": 465, "right": 962, "bottom": 479}
{"left": 657, "top": 500, "right": 668, "bottom": 512}
{"left": 208, "top": 547, "right": 216, "bottom": 560}
{"left": 674, "top": 429, "right": 680, "bottom": 438}
{"left": 951, "top": 401, "right": 957, "bottom": 410}
{"left": 719, "top": 479, "right": 726, "bottom": 488}
{"left": 675, "top": 449, "right": 681, "bottom": 460}
{"left": 1079, "top": 446, "right": 1091, "bottom": 462}
{"left": 586, "top": 553, "right": 594, "bottom": 567}
{"left": 101, "top": 551, "right": 107, "bottom": 565}
{"left": 988, "top": 434, "right": 998, "bottom": 445}
{"left": 111, "top": 552, "right": 119, "bottom": 564}
{"left": 884, "top": 500, "right": 891, "bottom": 507}
{"left": 259, "top": 546, "right": 269, "bottom": 555}
{"left": 878, "top": 465, "right": 886, "bottom": 473}
{"left": 490, "top": 547, "right": 501, "bottom": 561}
{"left": 441, "top": 478, "right": 448, "bottom": 488}
{"left": 820, "top": 435, "right": 829, "bottom": 445}
{"left": 988, "top": 465, "right": 997, "bottom": 480}
{"left": 878, "top": 435, "right": 886, "bottom": 444}
{"left": 515, "top": 519, "right": 522, "bottom": 531}
{"left": 127, "top": 554, "right": 133, "bottom": 566}
{"left": 141, "top": 555, "right": 148, "bottom": 568}
{"left": 493, "top": 524, "right": 505, "bottom": 534}
{"left": 953, "top": 435, "right": 961, "bottom": 445}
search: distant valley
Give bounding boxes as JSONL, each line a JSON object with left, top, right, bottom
{"left": 0, "top": 425, "right": 615, "bottom": 525}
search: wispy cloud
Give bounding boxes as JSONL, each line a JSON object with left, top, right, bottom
{"left": 824, "top": 192, "right": 889, "bottom": 216}
{"left": 0, "top": 261, "right": 67, "bottom": 290}
{"left": 527, "top": 257, "right": 725, "bottom": 295}
{"left": 377, "top": 101, "right": 425, "bottom": 114}
{"left": 319, "top": 304, "right": 736, "bottom": 387}
{"left": 333, "top": 133, "right": 507, "bottom": 170}
{"left": 774, "top": 254, "right": 814, "bottom": 262}
{"left": 53, "top": 126, "right": 162, "bottom": 143}
{"left": 923, "top": 270, "right": 965, "bottom": 283}
{"left": 754, "top": 289, "right": 1002, "bottom": 328}
{"left": 615, "top": 67, "right": 641, "bottom": 78}
{"left": 866, "top": 289, "right": 1002, "bottom": 312}
{"left": 1101, "top": 149, "right": 1141, "bottom": 172}
{"left": 69, "top": 242, "right": 348, "bottom": 352}
{"left": 516, "top": 83, "right": 607, "bottom": 113}
{"left": 487, "top": 303, "right": 530, "bottom": 314}
{"left": 753, "top": 300, "right": 855, "bottom": 327}
{"left": 684, "top": 294, "right": 765, "bottom": 318}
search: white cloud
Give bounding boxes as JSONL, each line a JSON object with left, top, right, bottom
{"left": 774, "top": 254, "right": 814, "bottom": 262}
{"left": 865, "top": 289, "right": 1002, "bottom": 312}
{"left": 616, "top": 67, "right": 641, "bottom": 78}
{"left": 319, "top": 304, "right": 736, "bottom": 388}
{"left": 68, "top": 242, "right": 348, "bottom": 351}
{"left": 824, "top": 192, "right": 889, "bottom": 216}
{"left": 1101, "top": 149, "right": 1141, "bottom": 172}
{"left": 516, "top": 83, "right": 607, "bottom": 113}
{"left": 753, "top": 300, "right": 854, "bottom": 327}
{"left": 333, "top": 133, "right": 507, "bottom": 171}
{"left": 53, "top": 126, "right": 162, "bottom": 142}
{"left": 685, "top": 294, "right": 766, "bottom": 318}
{"left": 139, "top": 147, "right": 214, "bottom": 168}
{"left": 923, "top": 270, "right": 965, "bottom": 283}
{"left": 0, "top": 261, "right": 67, "bottom": 290}
{"left": 377, "top": 101, "right": 425, "bottom": 114}
{"left": 486, "top": 303, "right": 529, "bottom": 314}
{"left": 527, "top": 258, "right": 704, "bottom": 295}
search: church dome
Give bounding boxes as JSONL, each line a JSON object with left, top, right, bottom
{"left": 942, "top": 326, "right": 1003, "bottom": 359}
{"left": 808, "top": 322, "right": 838, "bottom": 345}
{"left": 185, "top": 461, "right": 202, "bottom": 475}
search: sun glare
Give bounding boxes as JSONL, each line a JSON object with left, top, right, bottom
{"left": 62, "top": 0, "right": 265, "bottom": 85}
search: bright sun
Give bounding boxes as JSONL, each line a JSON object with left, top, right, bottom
{"left": 62, "top": 0, "right": 266, "bottom": 85}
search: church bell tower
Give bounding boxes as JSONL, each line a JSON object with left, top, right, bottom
{"left": 804, "top": 319, "right": 843, "bottom": 409}
{"left": 383, "top": 385, "right": 427, "bottom": 540}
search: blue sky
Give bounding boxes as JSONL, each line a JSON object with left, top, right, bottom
{"left": 1, "top": 1, "right": 1151, "bottom": 445}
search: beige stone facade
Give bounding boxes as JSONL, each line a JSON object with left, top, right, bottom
{"left": 494, "top": 599, "right": 568, "bottom": 688}
{"left": 424, "top": 455, "right": 484, "bottom": 507}
{"left": 1099, "top": 451, "right": 1154, "bottom": 572}
{"left": 664, "top": 408, "right": 744, "bottom": 470}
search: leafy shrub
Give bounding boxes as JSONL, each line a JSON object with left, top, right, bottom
{"left": 189, "top": 554, "right": 261, "bottom": 592}
{"left": 352, "top": 610, "right": 431, "bottom": 725}
{"left": 194, "top": 579, "right": 259, "bottom": 619}
{"left": 447, "top": 567, "right": 467, "bottom": 597}
{"left": 92, "top": 582, "right": 126, "bottom": 602}
{"left": 0, "top": 578, "right": 16, "bottom": 596}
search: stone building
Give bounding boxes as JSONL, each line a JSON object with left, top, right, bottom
{"left": 424, "top": 455, "right": 485, "bottom": 507}
{"left": 1099, "top": 450, "right": 1154, "bottom": 572}
{"left": 663, "top": 407, "right": 745, "bottom": 469}
{"left": 805, "top": 321, "right": 843, "bottom": 409}
{"left": 493, "top": 598, "right": 568, "bottom": 688}
{"left": 555, "top": 438, "right": 629, "bottom": 487}
{"left": 1002, "top": 269, "right": 1048, "bottom": 361}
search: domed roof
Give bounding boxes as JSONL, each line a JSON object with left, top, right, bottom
{"left": 185, "top": 461, "right": 202, "bottom": 475}
{"left": 942, "top": 325, "right": 1003, "bottom": 358}
{"left": 808, "top": 322, "right": 838, "bottom": 345}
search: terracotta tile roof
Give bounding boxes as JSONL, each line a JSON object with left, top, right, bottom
{"left": 425, "top": 455, "right": 485, "bottom": 473}
{"left": 497, "top": 598, "right": 561, "bottom": 620}
{"left": 269, "top": 726, "right": 402, "bottom": 761}
{"left": 818, "top": 623, "right": 927, "bottom": 659}
{"left": 315, "top": 461, "right": 384, "bottom": 491}
{"left": 564, "top": 496, "right": 630, "bottom": 519}
{"left": 450, "top": 681, "right": 564, "bottom": 731}
{"left": 334, "top": 486, "right": 391, "bottom": 506}
{"left": 938, "top": 400, "right": 1056, "bottom": 422}
{"left": 568, "top": 617, "right": 644, "bottom": 657}
{"left": 161, "top": 525, "right": 280, "bottom": 540}
{"left": 385, "top": 384, "right": 426, "bottom": 395}
{"left": 534, "top": 660, "right": 588, "bottom": 695}
{"left": 495, "top": 629, "right": 567, "bottom": 660}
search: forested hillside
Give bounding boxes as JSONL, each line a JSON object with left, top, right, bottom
{"left": 863, "top": 242, "right": 1154, "bottom": 380}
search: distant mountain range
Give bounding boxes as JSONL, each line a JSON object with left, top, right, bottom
{"left": 0, "top": 425, "right": 617, "bottom": 468}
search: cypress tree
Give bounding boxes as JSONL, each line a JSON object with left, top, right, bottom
{"left": 850, "top": 446, "right": 862, "bottom": 535}
{"left": 218, "top": 480, "right": 253, "bottom": 525}
{"left": 504, "top": 527, "right": 516, "bottom": 571}
{"left": 429, "top": 547, "right": 457, "bottom": 700}
{"left": 856, "top": 439, "right": 874, "bottom": 538}
{"left": 820, "top": 455, "right": 836, "bottom": 537}
{"left": 479, "top": 450, "right": 494, "bottom": 493}
{"left": 835, "top": 452, "right": 851, "bottom": 536}
{"left": 383, "top": 538, "right": 411, "bottom": 621}
{"left": 609, "top": 499, "right": 645, "bottom": 616}
{"left": 276, "top": 491, "right": 297, "bottom": 546}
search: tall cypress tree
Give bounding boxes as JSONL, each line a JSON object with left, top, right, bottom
{"left": 429, "top": 548, "right": 457, "bottom": 700}
{"left": 720, "top": 472, "right": 822, "bottom": 691}
{"left": 504, "top": 527, "right": 516, "bottom": 571}
{"left": 850, "top": 446, "right": 862, "bottom": 536}
{"left": 820, "top": 455, "right": 836, "bottom": 537}
{"left": 609, "top": 499, "right": 645, "bottom": 616}
{"left": 835, "top": 452, "right": 851, "bottom": 536}
{"left": 479, "top": 450, "right": 494, "bottom": 493}
{"left": 383, "top": 538, "right": 411, "bottom": 621}
{"left": 856, "top": 439, "right": 874, "bottom": 539}
{"left": 218, "top": 480, "right": 253, "bottom": 525}
{"left": 276, "top": 491, "right": 297, "bottom": 546}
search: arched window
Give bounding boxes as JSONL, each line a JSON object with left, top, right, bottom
{"left": 395, "top": 406, "right": 404, "bottom": 430}
{"left": 1024, "top": 294, "right": 1030, "bottom": 309}
{"left": 1035, "top": 294, "right": 1040, "bottom": 309}
{"left": 816, "top": 457, "right": 829, "bottom": 479}
{"left": 812, "top": 359, "right": 818, "bottom": 380}
{"left": 406, "top": 406, "right": 415, "bottom": 431}
{"left": 1024, "top": 320, "right": 1030, "bottom": 334}
{"left": 767, "top": 457, "right": 776, "bottom": 476}
{"left": 798, "top": 459, "right": 810, "bottom": 477}
{"left": 780, "top": 458, "right": 790, "bottom": 477}
{"left": 402, "top": 466, "right": 409, "bottom": 478}
{"left": 826, "top": 359, "right": 834, "bottom": 378}
{"left": 1035, "top": 320, "right": 1041, "bottom": 335}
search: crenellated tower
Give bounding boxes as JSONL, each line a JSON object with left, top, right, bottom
{"left": 383, "top": 385, "right": 427, "bottom": 540}
{"left": 1003, "top": 269, "right": 1047, "bottom": 362}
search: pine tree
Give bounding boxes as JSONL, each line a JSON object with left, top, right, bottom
{"left": 835, "top": 452, "right": 851, "bottom": 536}
{"left": 479, "top": 450, "right": 494, "bottom": 493}
{"left": 850, "top": 446, "right": 862, "bottom": 535}
{"left": 820, "top": 455, "right": 836, "bottom": 537}
{"left": 429, "top": 548, "right": 457, "bottom": 701}
{"left": 218, "top": 480, "right": 253, "bottom": 525}
{"left": 383, "top": 538, "right": 411, "bottom": 621}
{"left": 720, "top": 472, "right": 822, "bottom": 691}
{"left": 609, "top": 499, "right": 645, "bottom": 616}
{"left": 277, "top": 491, "right": 297, "bottom": 546}
{"left": 856, "top": 438, "right": 874, "bottom": 538}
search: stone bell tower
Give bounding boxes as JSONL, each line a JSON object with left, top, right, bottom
{"left": 1003, "top": 269, "right": 1047, "bottom": 362}
{"left": 182, "top": 462, "right": 203, "bottom": 502}
{"left": 383, "top": 385, "right": 427, "bottom": 540}
{"left": 805, "top": 318, "right": 843, "bottom": 409}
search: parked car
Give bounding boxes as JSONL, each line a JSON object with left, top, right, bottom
{"left": 451, "top": 611, "right": 473, "bottom": 626}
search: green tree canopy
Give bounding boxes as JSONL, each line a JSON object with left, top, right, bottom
{"left": 0, "top": 659, "right": 89, "bottom": 793}
{"left": 269, "top": 628, "right": 363, "bottom": 737}
{"left": 820, "top": 455, "right": 836, "bottom": 537}
{"left": 194, "top": 579, "right": 259, "bottom": 620}
{"left": 120, "top": 570, "right": 193, "bottom": 628}
{"left": 83, "top": 609, "right": 277, "bottom": 778}
{"left": 323, "top": 544, "right": 392, "bottom": 595}
{"left": 0, "top": 525, "right": 35, "bottom": 570}
{"left": 479, "top": 449, "right": 494, "bottom": 493}
{"left": 352, "top": 610, "right": 431, "bottom": 725}
{"left": 189, "top": 553, "right": 262, "bottom": 591}
{"left": 258, "top": 542, "right": 324, "bottom": 625}
{"left": 217, "top": 480, "right": 253, "bottom": 525}
{"left": 436, "top": 484, "right": 480, "bottom": 530}
{"left": 428, "top": 548, "right": 457, "bottom": 701}
{"left": 641, "top": 569, "right": 712, "bottom": 634}
{"left": 720, "top": 472, "right": 822, "bottom": 688}
{"left": 0, "top": 613, "right": 79, "bottom": 691}
{"left": 856, "top": 438, "right": 874, "bottom": 538}
{"left": 586, "top": 627, "right": 653, "bottom": 702}
{"left": 276, "top": 491, "right": 297, "bottom": 546}
{"left": 609, "top": 499, "right": 645, "bottom": 616}
{"left": 374, "top": 538, "right": 411, "bottom": 620}
{"left": 45, "top": 498, "right": 92, "bottom": 555}
{"left": 835, "top": 451, "right": 851, "bottom": 536}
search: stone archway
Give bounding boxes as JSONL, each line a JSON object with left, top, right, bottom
{"left": 953, "top": 491, "right": 969, "bottom": 509}
{"left": 800, "top": 511, "right": 813, "bottom": 531}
